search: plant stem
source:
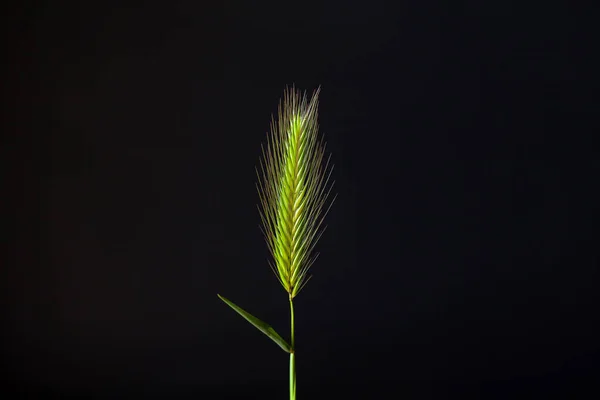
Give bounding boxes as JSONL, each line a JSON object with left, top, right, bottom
{"left": 289, "top": 296, "right": 296, "bottom": 400}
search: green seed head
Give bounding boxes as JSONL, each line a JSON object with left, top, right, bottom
{"left": 256, "top": 87, "right": 335, "bottom": 299}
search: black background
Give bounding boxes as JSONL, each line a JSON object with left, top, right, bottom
{"left": 4, "top": 1, "right": 599, "bottom": 398}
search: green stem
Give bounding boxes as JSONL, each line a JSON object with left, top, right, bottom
{"left": 289, "top": 296, "right": 296, "bottom": 400}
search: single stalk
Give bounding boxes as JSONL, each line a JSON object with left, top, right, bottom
{"left": 289, "top": 296, "right": 296, "bottom": 400}
{"left": 218, "top": 88, "right": 334, "bottom": 400}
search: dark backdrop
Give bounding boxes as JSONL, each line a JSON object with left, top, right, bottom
{"left": 4, "top": 1, "right": 598, "bottom": 398}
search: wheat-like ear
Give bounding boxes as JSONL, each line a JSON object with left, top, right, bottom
{"left": 256, "top": 86, "right": 335, "bottom": 299}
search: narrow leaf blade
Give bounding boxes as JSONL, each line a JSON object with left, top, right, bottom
{"left": 217, "top": 294, "right": 291, "bottom": 353}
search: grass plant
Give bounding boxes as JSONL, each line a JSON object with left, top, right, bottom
{"left": 218, "top": 87, "right": 335, "bottom": 399}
